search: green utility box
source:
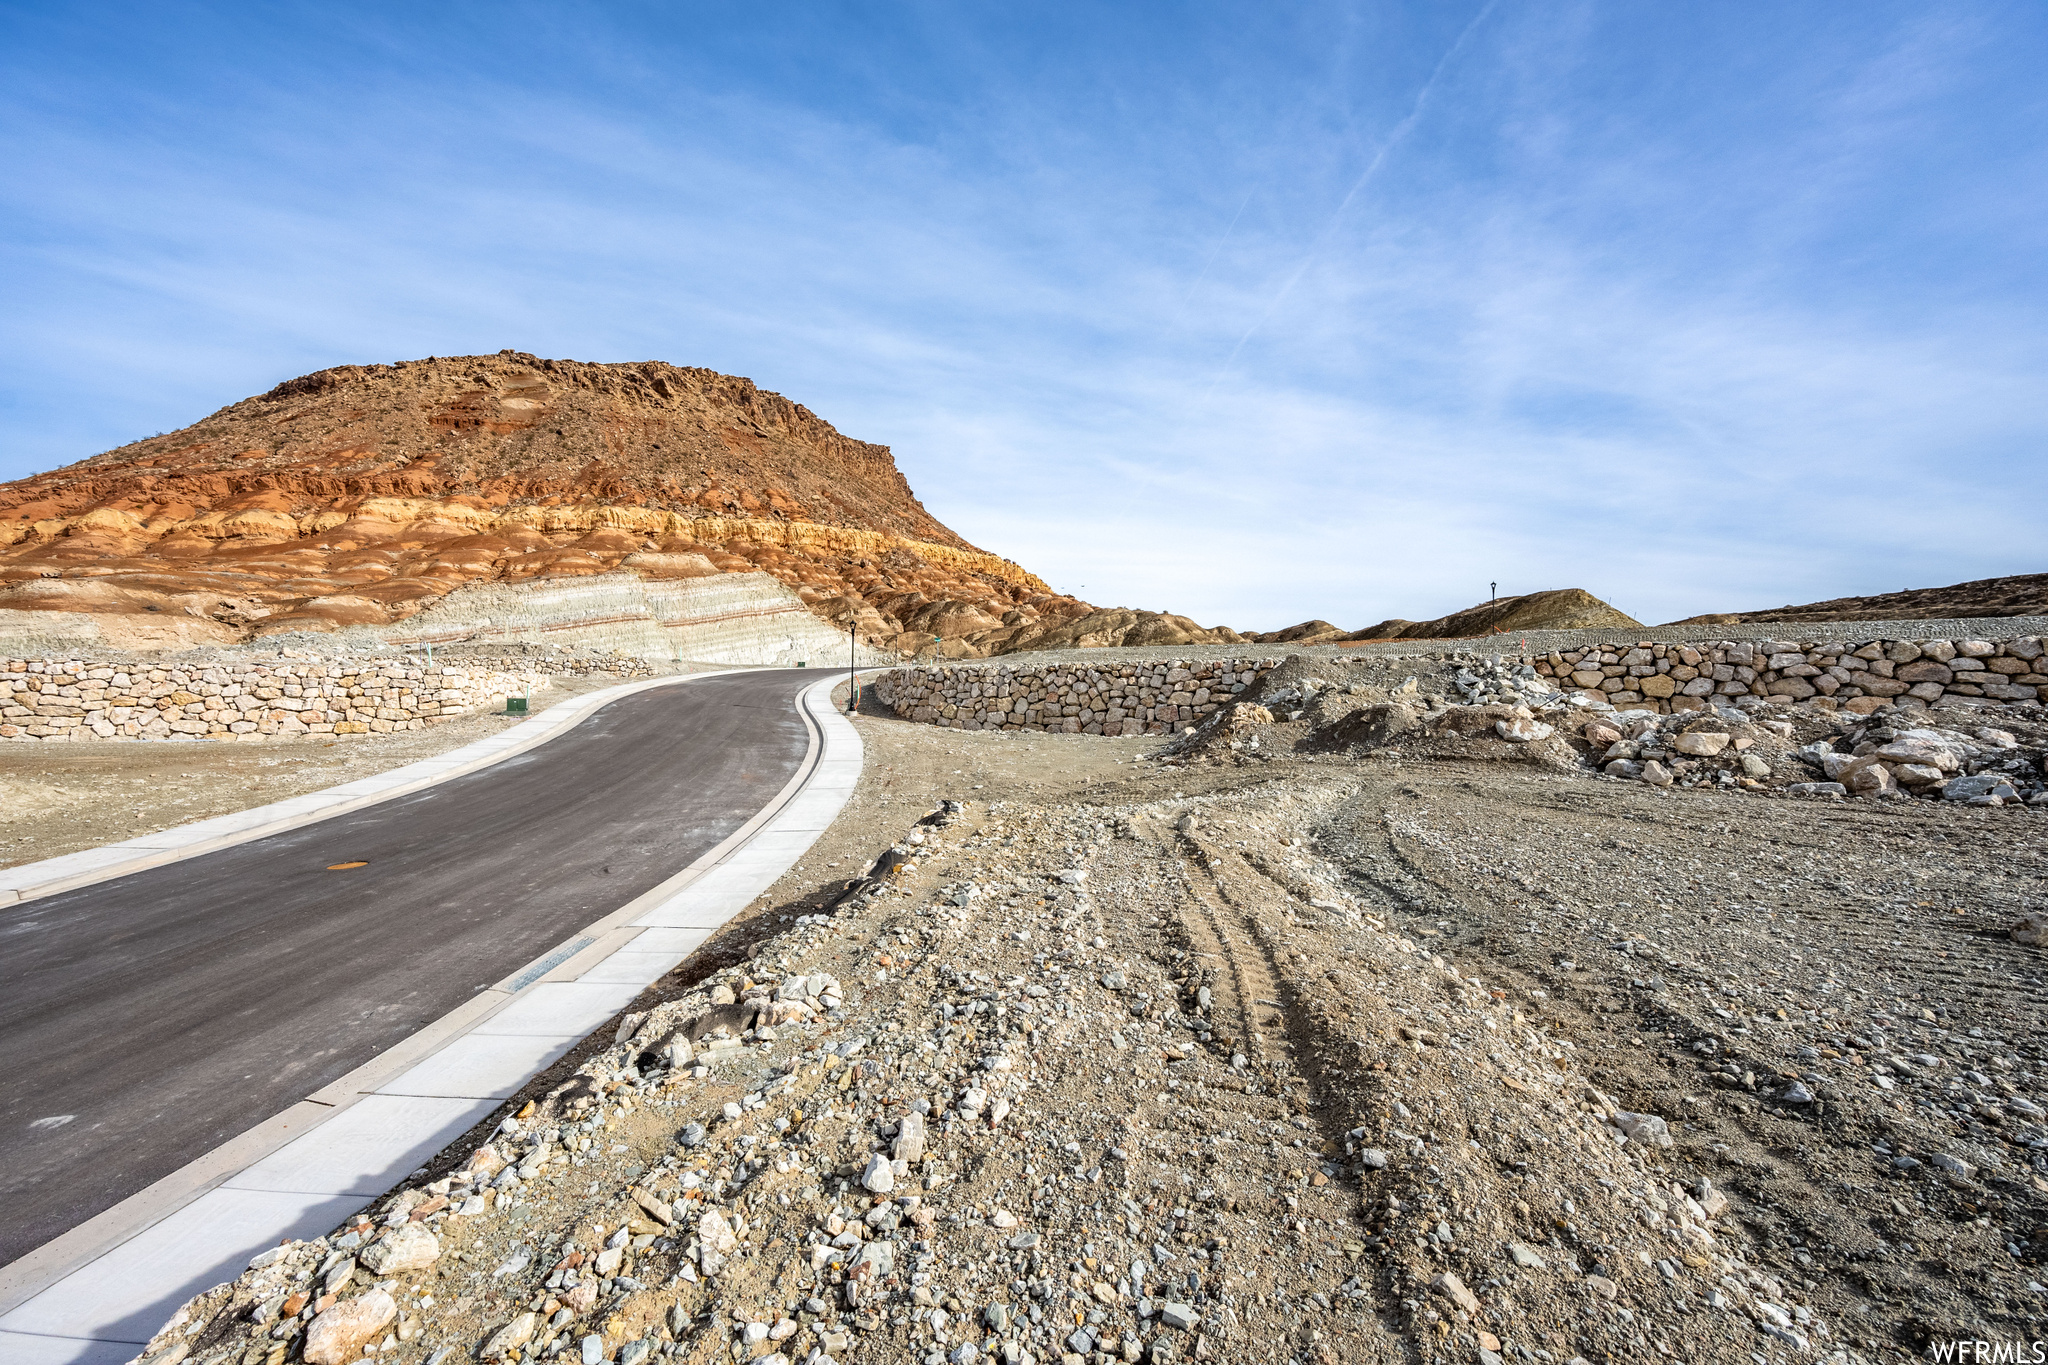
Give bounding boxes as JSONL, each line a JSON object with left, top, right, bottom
{"left": 506, "top": 697, "right": 528, "bottom": 714}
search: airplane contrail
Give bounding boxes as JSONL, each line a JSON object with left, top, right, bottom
{"left": 1208, "top": 0, "right": 1500, "bottom": 388}
{"left": 1175, "top": 185, "right": 1259, "bottom": 319}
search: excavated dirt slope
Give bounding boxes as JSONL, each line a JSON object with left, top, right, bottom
{"left": 141, "top": 679, "right": 2046, "bottom": 1365}
{"left": 0, "top": 354, "right": 1238, "bottom": 658}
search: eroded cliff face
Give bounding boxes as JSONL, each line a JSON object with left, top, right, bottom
{"left": 0, "top": 352, "right": 1144, "bottom": 656}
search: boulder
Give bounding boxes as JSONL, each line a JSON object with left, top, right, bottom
{"left": 303, "top": 1291, "right": 398, "bottom": 1365}
{"left": 892, "top": 1112, "right": 927, "bottom": 1163}
{"left": 698, "top": 1208, "right": 740, "bottom": 1255}
{"left": 1875, "top": 739, "right": 1959, "bottom": 772}
{"left": 1784, "top": 782, "right": 1846, "bottom": 797}
{"left": 478, "top": 1312, "right": 537, "bottom": 1360}
{"left": 359, "top": 1223, "right": 439, "bottom": 1275}
{"left": 1943, "top": 774, "right": 2018, "bottom": 803}
{"left": 1612, "top": 1111, "right": 1673, "bottom": 1147}
{"left": 1431, "top": 1272, "right": 1481, "bottom": 1314}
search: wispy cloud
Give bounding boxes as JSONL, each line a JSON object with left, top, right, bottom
{"left": 2, "top": 2, "right": 2043, "bottom": 629}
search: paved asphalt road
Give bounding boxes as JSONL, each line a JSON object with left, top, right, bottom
{"left": 0, "top": 668, "right": 820, "bottom": 1270}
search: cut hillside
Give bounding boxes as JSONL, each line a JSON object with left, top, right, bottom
{"left": 1661, "top": 572, "right": 2048, "bottom": 627}
{"left": 1256, "top": 588, "right": 1640, "bottom": 645}
{"left": 0, "top": 352, "right": 1239, "bottom": 659}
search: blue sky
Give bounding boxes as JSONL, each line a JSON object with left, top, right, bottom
{"left": 3, "top": 2, "right": 2044, "bottom": 630}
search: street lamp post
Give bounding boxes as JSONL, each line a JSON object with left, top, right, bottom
{"left": 848, "top": 622, "right": 858, "bottom": 714}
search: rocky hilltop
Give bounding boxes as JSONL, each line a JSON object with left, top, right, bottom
{"left": 0, "top": 353, "right": 1240, "bottom": 658}
{"left": 1663, "top": 571, "right": 2048, "bottom": 627}
{"left": 1256, "top": 587, "right": 1641, "bottom": 645}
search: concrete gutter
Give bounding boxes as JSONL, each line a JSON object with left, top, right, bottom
{"left": 0, "top": 672, "right": 867, "bottom": 1363}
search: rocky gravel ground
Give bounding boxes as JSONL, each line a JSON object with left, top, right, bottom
{"left": 131, "top": 680, "right": 2048, "bottom": 1365}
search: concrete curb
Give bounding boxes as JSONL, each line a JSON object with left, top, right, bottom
{"left": 0, "top": 672, "right": 867, "bottom": 1363}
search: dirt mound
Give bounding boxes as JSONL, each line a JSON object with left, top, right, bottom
{"left": 989, "top": 607, "right": 1243, "bottom": 655}
{"left": 1257, "top": 618, "right": 1347, "bottom": 645}
{"left": 1663, "top": 572, "right": 2048, "bottom": 626}
{"left": 0, "top": 353, "right": 1156, "bottom": 657}
{"left": 1355, "top": 588, "right": 1642, "bottom": 640}
{"left": 1254, "top": 588, "right": 1641, "bottom": 645}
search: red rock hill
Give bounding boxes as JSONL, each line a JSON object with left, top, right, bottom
{"left": 0, "top": 352, "right": 1237, "bottom": 654}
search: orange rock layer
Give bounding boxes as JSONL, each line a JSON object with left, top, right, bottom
{"left": 0, "top": 353, "right": 1120, "bottom": 655}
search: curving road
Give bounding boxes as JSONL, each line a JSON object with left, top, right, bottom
{"left": 0, "top": 667, "right": 819, "bottom": 1271}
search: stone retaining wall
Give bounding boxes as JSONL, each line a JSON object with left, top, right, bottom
{"left": 1330, "top": 614, "right": 2048, "bottom": 658}
{"left": 426, "top": 654, "right": 658, "bottom": 681}
{"left": 0, "top": 657, "right": 550, "bottom": 742}
{"left": 877, "top": 631, "right": 2048, "bottom": 734}
{"left": 874, "top": 658, "right": 1284, "bottom": 734}
{"left": 1527, "top": 633, "right": 2047, "bottom": 715}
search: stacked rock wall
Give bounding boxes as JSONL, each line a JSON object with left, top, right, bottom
{"left": 878, "top": 632, "right": 2048, "bottom": 735}
{"left": 1528, "top": 634, "right": 2047, "bottom": 715}
{"left": 441, "top": 654, "right": 657, "bottom": 681}
{"left": 0, "top": 658, "right": 548, "bottom": 742}
{"left": 874, "top": 658, "right": 1282, "bottom": 734}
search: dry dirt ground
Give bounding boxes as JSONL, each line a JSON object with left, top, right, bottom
{"left": 134, "top": 684, "right": 2048, "bottom": 1365}
{"left": 0, "top": 675, "right": 634, "bottom": 872}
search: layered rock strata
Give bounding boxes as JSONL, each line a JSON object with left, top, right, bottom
{"left": 0, "top": 353, "right": 1177, "bottom": 659}
{"left": 0, "top": 657, "right": 548, "bottom": 742}
{"left": 341, "top": 571, "right": 883, "bottom": 667}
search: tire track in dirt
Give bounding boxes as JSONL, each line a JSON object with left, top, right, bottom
{"left": 1110, "top": 812, "right": 1268, "bottom": 1069}
{"left": 1122, "top": 807, "right": 1426, "bottom": 1362}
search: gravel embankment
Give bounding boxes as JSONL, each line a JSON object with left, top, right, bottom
{"left": 134, "top": 678, "right": 2047, "bottom": 1364}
